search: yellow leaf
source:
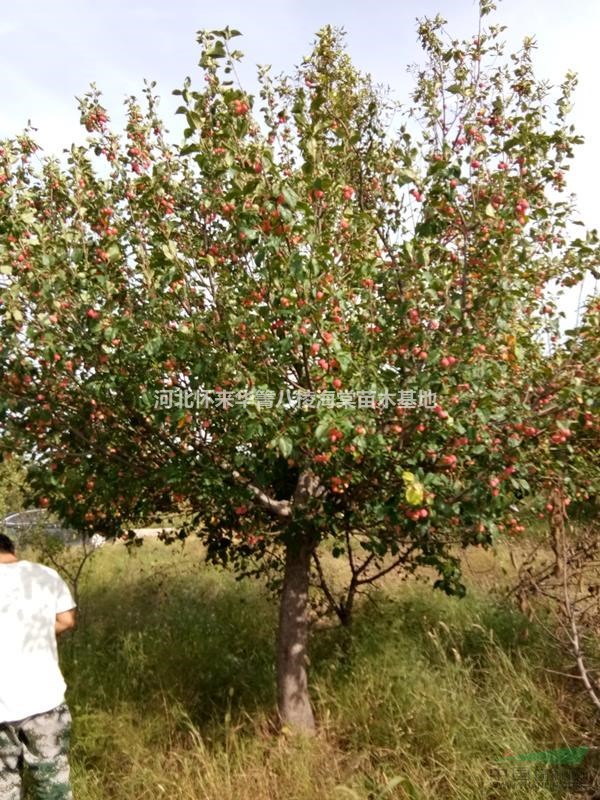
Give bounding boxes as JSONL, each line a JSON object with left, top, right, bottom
{"left": 405, "top": 483, "right": 424, "bottom": 506}
{"left": 402, "top": 471, "right": 415, "bottom": 484}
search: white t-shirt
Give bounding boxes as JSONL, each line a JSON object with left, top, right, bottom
{"left": 0, "top": 560, "right": 76, "bottom": 722}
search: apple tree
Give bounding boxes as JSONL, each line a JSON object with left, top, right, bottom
{"left": 1, "top": 3, "right": 598, "bottom": 731}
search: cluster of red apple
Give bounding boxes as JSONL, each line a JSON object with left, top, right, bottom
{"left": 432, "top": 404, "right": 449, "bottom": 421}
{"left": 439, "top": 453, "right": 458, "bottom": 469}
{"left": 232, "top": 98, "right": 249, "bottom": 116}
{"left": 159, "top": 195, "right": 175, "bottom": 215}
{"left": 498, "top": 517, "right": 525, "bottom": 535}
{"left": 328, "top": 428, "right": 344, "bottom": 443}
{"left": 439, "top": 355, "right": 458, "bottom": 368}
{"left": 83, "top": 107, "right": 108, "bottom": 133}
{"left": 514, "top": 197, "right": 529, "bottom": 225}
{"left": 330, "top": 475, "right": 351, "bottom": 494}
{"left": 125, "top": 114, "right": 152, "bottom": 173}
{"left": 550, "top": 427, "right": 572, "bottom": 445}
{"left": 90, "top": 206, "right": 118, "bottom": 240}
{"left": 512, "top": 421, "right": 541, "bottom": 438}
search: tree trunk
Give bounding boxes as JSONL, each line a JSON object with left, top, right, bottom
{"left": 276, "top": 535, "right": 315, "bottom": 734}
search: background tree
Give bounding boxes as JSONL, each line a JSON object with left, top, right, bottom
{"left": 507, "top": 292, "right": 599, "bottom": 715}
{"left": 1, "top": 2, "right": 598, "bottom": 732}
{"left": 0, "top": 450, "right": 27, "bottom": 520}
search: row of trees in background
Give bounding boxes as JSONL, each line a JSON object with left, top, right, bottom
{"left": 1, "top": 0, "right": 598, "bottom": 731}
{"left": 0, "top": 452, "right": 26, "bottom": 520}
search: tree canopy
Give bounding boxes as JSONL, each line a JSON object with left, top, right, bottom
{"left": 1, "top": 3, "right": 598, "bottom": 730}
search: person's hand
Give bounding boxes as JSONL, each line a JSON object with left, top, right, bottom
{"left": 55, "top": 608, "right": 77, "bottom": 635}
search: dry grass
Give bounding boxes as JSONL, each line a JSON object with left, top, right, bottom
{"left": 22, "top": 534, "right": 600, "bottom": 799}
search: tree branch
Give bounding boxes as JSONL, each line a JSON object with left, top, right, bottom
{"left": 228, "top": 465, "right": 292, "bottom": 518}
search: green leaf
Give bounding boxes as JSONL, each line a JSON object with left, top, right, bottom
{"left": 336, "top": 351, "right": 352, "bottom": 373}
{"left": 396, "top": 168, "right": 419, "bottom": 186}
{"left": 186, "top": 110, "right": 203, "bottom": 129}
{"left": 276, "top": 436, "right": 293, "bottom": 458}
{"left": 107, "top": 243, "right": 120, "bottom": 260}
{"left": 281, "top": 186, "right": 299, "bottom": 208}
{"left": 315, "top": 419, "right": 330, "bottom": 441}
{"left": 161, "top": 241, "right": 178, "bottom": 261}
{"left": 239, "top": 227, "right": 259, "bottom": 241}
{"left": 180, "top": 144, "right": 200, "bottom": 156}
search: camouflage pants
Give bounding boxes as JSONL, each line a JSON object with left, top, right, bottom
{"left": 0, "top": 702, "right": 73, "bottom": 800}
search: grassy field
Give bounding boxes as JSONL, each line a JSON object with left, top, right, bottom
{"left": 29, "top": 535, "right": 600, "bottom": 799}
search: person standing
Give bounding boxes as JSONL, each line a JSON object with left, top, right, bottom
{"left": 0, "top": 532, "right": 77, "bottom": 799}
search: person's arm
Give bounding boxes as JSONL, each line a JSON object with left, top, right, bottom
{"left": 55, "top": 608, "right": 77, "bottom": 636}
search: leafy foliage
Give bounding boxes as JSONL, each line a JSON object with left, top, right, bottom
{"left": 0, "top": 451, "right": 28, "bottom": 519}
{"left": 0, "top": 6, "right": 598, "bottom": 611}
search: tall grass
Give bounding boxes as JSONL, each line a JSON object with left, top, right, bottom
{"left": 30, "top": 537, "right": 600, "bottom": 799}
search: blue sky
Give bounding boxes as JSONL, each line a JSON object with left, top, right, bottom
{"left": 1, "top": 0, "right": 598, "bottom": 321}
